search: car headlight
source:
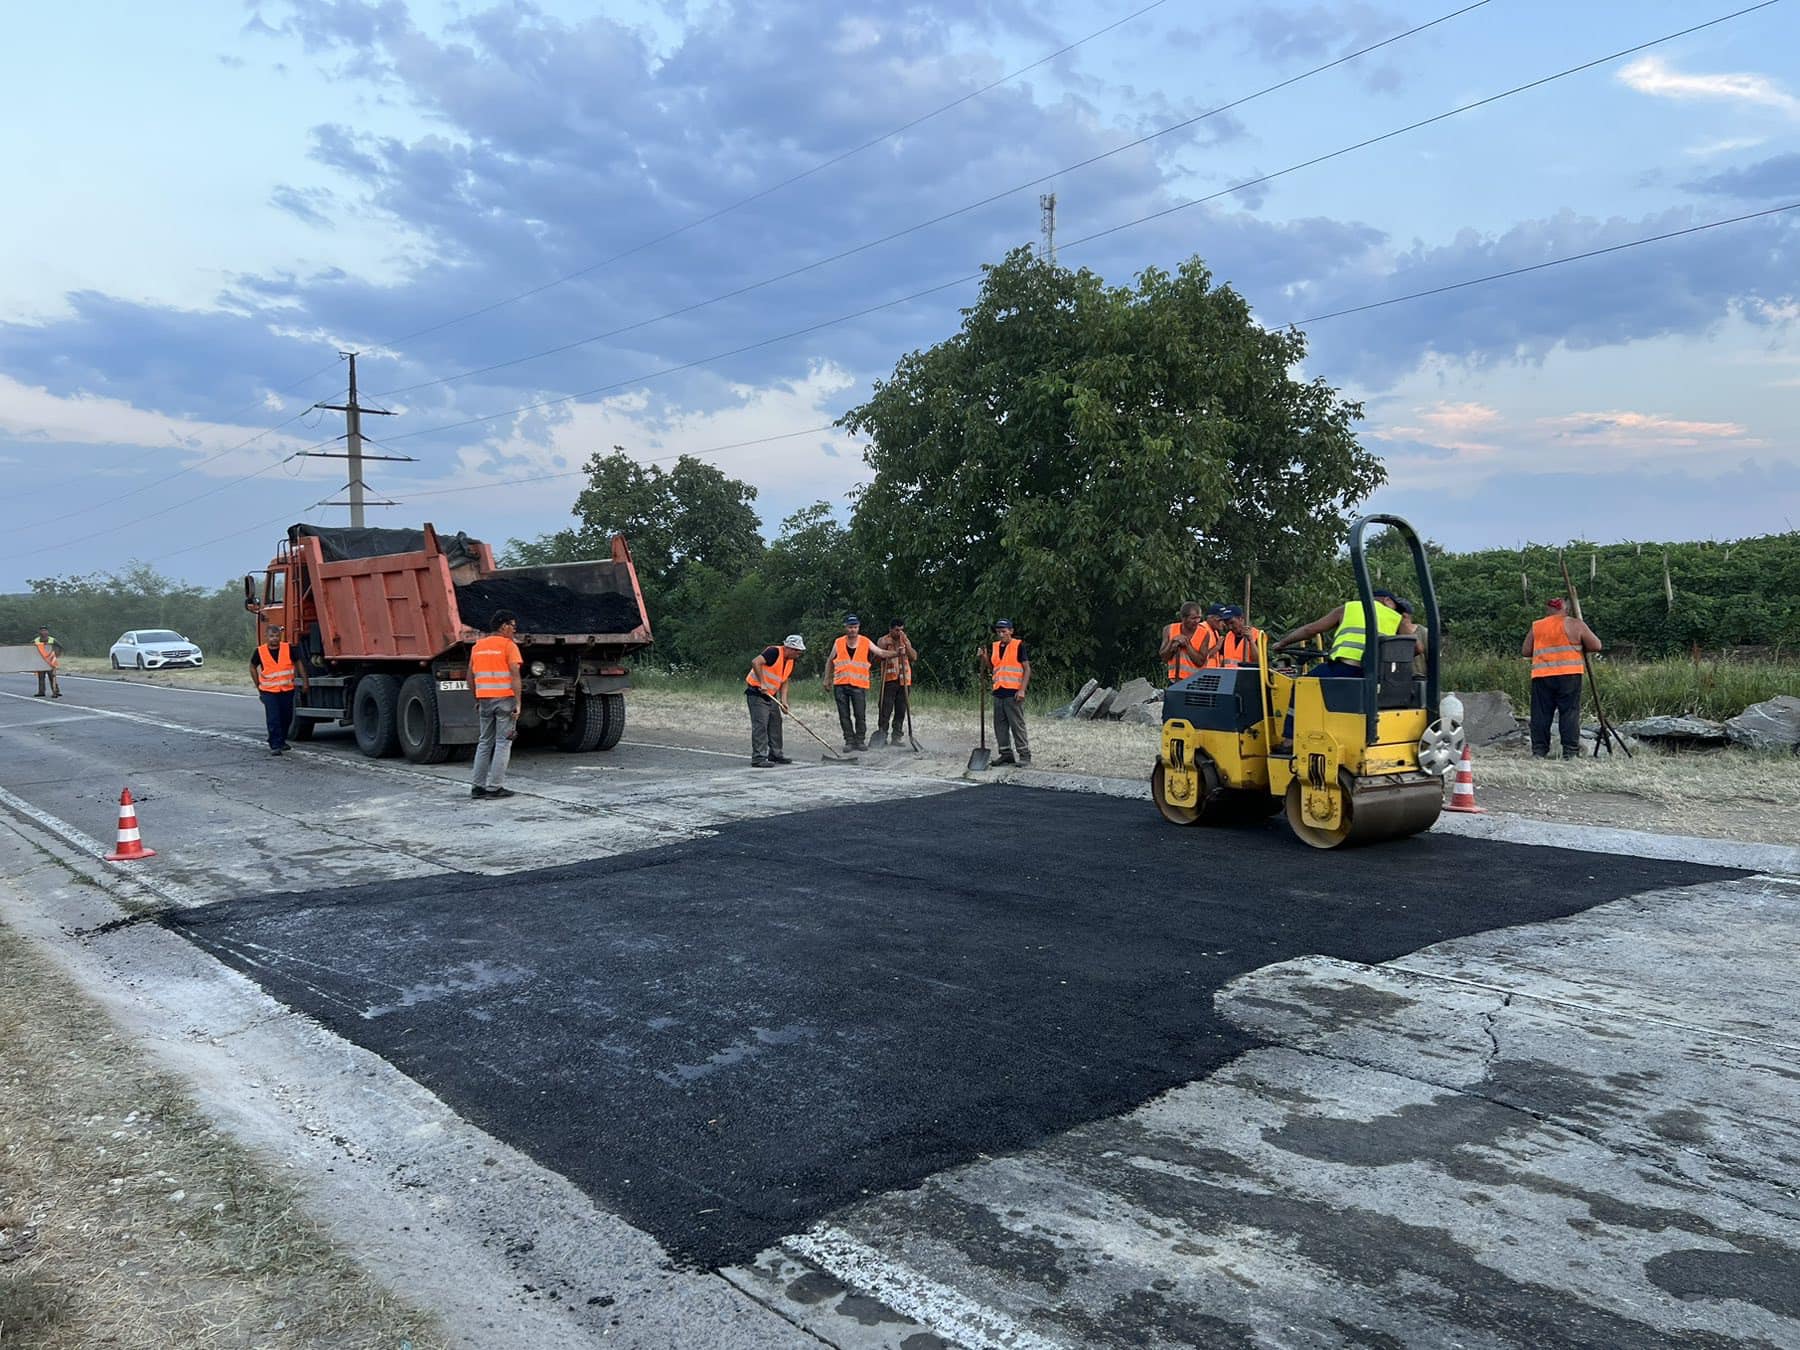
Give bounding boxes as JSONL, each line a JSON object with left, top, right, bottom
{"left": 529, "top": 661, "right": 547, "bottom": 677}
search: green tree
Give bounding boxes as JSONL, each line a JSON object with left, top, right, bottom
{"left": 842, "top": 248, "right": 1384, "bottom": 685}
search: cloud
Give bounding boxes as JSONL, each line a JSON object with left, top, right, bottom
{"left": 1371, "top": 401, "right": 1502, "bottom": 453}
{"left": 1616, "top": 56, "right": 1800, "bottom": 118}
{"left": 270, "top": 185, "right": 339, "bottom": 229}
{"left": 1538, "top": 410, "right": 1754, "bottom": 448}
{"left": 1684, "top": 136, "right": 1767, "bottom": 158}
{"left": 1684, "top": 151, "right": 1800, "bottom": 200}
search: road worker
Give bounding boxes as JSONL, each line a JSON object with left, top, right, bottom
{"left": 32, "top": 626, "right": 62, "bottom": 699}
{"left": 469, "top": 610, "right": 523, "bottom": 799}
{"left": 1158, "top": 602, "right": 1216, "bottom": 684}
{"left": 875, "top": 619, "right": 917, "bottom": 748}
{"left": 1217, "top": 605, "right": 1263, "bottom": 666}
{"left": 981, "top": 618, "right": 1031, "bottom": 767}
{"left": 746, "top": 634, "right": 805, "bottom": 767}
{"left": 1523, "top": 597, "right": 1601, "bottom": 759}
{"left": 1270, "top": 588, "right": 1407, "bottom": 751}
{"left": 250, "top": 624, "right": 300, "bottom": 755}
{"left": 823, "top": 614, "right": 899, "bottom": 752}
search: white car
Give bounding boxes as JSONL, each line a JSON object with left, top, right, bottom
{"left": 110, "top": 629, "right": 205, "bottom": 670}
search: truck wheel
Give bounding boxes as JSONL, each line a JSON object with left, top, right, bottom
{"left": 397, "top": 674, "right": 452, "bottom": 764}
{"left": 287, "top": 705, "right": 316, "bottom": 742}
{"left": 556, "top": 692, "right": 608, "bottom": 752}
{"left": 596, "top": 692, "right": 626, "bottom": 751}
{"left": 352, "top": 675, "right": 402, "bottom": 758}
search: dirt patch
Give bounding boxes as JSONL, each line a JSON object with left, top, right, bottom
{"left": 0, "top": 919, "right": 444, "bottom": 1350}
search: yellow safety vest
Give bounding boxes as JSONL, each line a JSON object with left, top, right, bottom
{"left": 1328, "top": 601, "right": 1402, "bottom": 666}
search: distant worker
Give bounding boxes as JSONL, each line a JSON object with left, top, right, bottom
{"left": 470, "top": 610, "right": 524, "bottom": 799}
{"left": 875, "top": 619, "right": 918, "bottom": 748}
{"left": 250, "top": 624, "right": 301, "bottom": 756}
{"left": 1159, "top": 602, "right": 1216, "bottom": 684}
{"left": 823, "top": 614, "right": 899, "bottom": 752}
{"left": 1270, "top": 588, "right": 1408, "bottom": 750}
{"left": 982, "top": 618, "right": 1032, "bottom": 767}
{"left": 32, "top": 626, "right": 62, "bottom": 699}
{"left": 746, "top": 634, "right": 805, "bottom": 768}
{"left": 1217, "top": 605, "right": 1263, "bottom": 666}
{"left": 1523, "top": 597, "right": 1601, "bottom": 759}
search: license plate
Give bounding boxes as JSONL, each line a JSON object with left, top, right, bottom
{"left": 437, "top": 680, "right": 469, "bottom": 692}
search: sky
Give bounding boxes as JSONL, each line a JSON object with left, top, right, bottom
{"left": 1, "top": 0, "right": 1796, "bottom": 592}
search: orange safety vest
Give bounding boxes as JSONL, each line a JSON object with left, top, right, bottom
{"left": 831, "top": 635, "right": 873, "bottom": 689}
{"left": 1165, "top": 622, "right": 1212, "bottom": 680}
{"left": 256, "top": 642, "right": 294, "bottom": 694}
{"left": 471, "top": 634, "right": 520, "bottom": 699}
{"left": 1530, "top": 615, "right": 1585, "bottom": 679}
{"left": 883, "top": 649, "right": 912, "bottom": 686}
{"left": 747, "top": 648, "right": 794, "bottom": 697}
{"left": 34, "top": 638, "right": 58, "bottom": 669}
{"left": 1219, "top": 626, "right": 1262, "bottom": 666}
{"left": 990, "top": 639, "right": 1025, "bottom": 692}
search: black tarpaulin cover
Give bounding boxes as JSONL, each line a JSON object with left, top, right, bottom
{"left": 291, "top": 524, "right": 483, "bottom": 568}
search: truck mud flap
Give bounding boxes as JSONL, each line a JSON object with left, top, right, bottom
{"left": 433, "top": 680, "right": 480, "bottom": 744}
{"left": 577, "top": 674, "right": 632, "bottom": 695}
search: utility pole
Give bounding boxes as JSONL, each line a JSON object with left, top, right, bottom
{"left": 1039, "top": 192, "right": 1057, "bottom": 266}
{"left": 310, "top": 352, "right": 406, "bottom": 527}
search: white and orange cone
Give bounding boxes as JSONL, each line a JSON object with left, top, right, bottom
{"left": 105, "top": 788, "right": 157, "bottom": 861}
{"left": 1445, "top": 744, "right": 1485, "bottom": 814}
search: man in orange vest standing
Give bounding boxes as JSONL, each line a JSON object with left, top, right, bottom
{"left": 1158, "top": 603, "right": 1216, "bottom": 684}
{"left": 746, "top": 634, "right": 805, "bottom": 767}
{"left": 250, "top": 624, "right": 300, "bottom": 756}
{"left": 1217, "top": 605, "right": 1263, "bottom": 666}
{"left": 33, "top": 626, "right": 63, "bottom": 699}
{"left": 823, "top": 614, "right": 899, "bottom": 752}
{"left": 874, "top": 619, "right": 918, "bottom": 748}
{"left": 982, "top": 618, "right": 1032, "bottom": 767}
{"left": 1522, "top": 597, "right": 1601, "bottom": 759}
{"left": 470, "top": 610, "right": 524, "bottom": 798}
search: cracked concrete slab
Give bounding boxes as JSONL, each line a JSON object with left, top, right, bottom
{"left": 767, "top": 872, "right": 1800, "bottom": 1348}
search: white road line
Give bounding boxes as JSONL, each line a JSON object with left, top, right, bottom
{"left": 0, "top": 713, "right": 106, "bottom": 727}
{"left": 784, "top": 1227, "right": 1062, "bottom": 1350}
{"left": 56, "top": 674, "right": 257, "bottom": 699}
{"left": 0, "top": 782, "right": 201, "bottom": 910}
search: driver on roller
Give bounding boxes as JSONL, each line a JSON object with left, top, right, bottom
{"left": 1268, "top": 588, "right": 1413, "bottom": 752}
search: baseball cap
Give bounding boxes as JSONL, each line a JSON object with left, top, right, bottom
{"left": 783, "top": 634, "right": 806, "bottom": 650}
{"left": 1396, "top": 598, "right": 1415, "bottom": 616}
{"left": 993, "top": 618, "right": 1013, "bottom": 629}
{"left": 1219, "top": 605, "right": 1243, "bottom": 619}
{"left": 843, "top": 613, "right": 860, "bottom": 625}
{"left": 1205, "top": 603, "right": 1226, "bottom": 616}
{"left": 1372, "top": 587, "right": 1397, "bottom": 601}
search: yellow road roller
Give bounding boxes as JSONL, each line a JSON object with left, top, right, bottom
{"left": 1151, "top": 514, "right": 1462, "bottom": 848}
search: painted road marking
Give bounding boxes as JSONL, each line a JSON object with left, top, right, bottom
{"left": 0, "top": 713, "right": 107, "bottom": 728}
{"left": 0, "top": 783, "right": 202, "bottom": 910}
{"left": 54, "top": 674, "right": 257, "bottom": 698}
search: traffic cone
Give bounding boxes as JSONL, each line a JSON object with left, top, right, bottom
{"left": 105, "top": 788, "right": 157, "bottom": 861}
{"left": 1445, "top": 745, "right": 1485, "bottom": 814}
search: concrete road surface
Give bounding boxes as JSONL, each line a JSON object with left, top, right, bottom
{"left": 4, "top": 671, "right": 1799, "bottom": 1349}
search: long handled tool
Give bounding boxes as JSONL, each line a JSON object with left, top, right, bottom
{"left": 967, "top": 649, "right": 991, "bottom": 773}
{"left": 1559, "top": 552, "right": 1632, "bottom": 759}
{"left": 785, "top": 704, "right": 858, "bottom": 763}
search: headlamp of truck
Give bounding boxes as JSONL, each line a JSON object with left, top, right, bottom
{"left": 529, "top": 660, "right": 547, "bottom": 677}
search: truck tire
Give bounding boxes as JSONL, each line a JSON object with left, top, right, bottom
{"left": 352, "top": 675, "right": 402, "bottom": 758}
{"left": 287, "top": 705, "right": 316, "bottom": 742}
{"left": 397, "top": 674, "right": 452, "bottom": 764}
{"left": 596, "top": 692, "right": 626, "bottom": 751}
{"left": 556, "top": 692, "right": 608, "bottom": 753}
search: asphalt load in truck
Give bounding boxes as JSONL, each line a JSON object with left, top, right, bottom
{"left": 455, "top": 576, "right": 642, "bottom": 635}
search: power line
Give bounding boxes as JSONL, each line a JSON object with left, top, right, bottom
{"left": 371, "top": 0, "right": 1495, "bottom": 401}
{"left": 378, "top": 3, "right": 1769, "bottom": 449}
{"left": 370, "top": 0, "right": 1175, "bottom": 354}
{"left": 1286, "top": 202, "right": 1800, "bottom": 325}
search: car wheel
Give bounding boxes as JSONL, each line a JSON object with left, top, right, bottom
{"left": 136, "top": 655, "right": 145, "bottom": 670}
{"left": 110, "top": 653, "right": 120, "bottom": 670}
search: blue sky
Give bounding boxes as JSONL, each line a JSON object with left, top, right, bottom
{"left": 1, "top": 0, "right": 1796, "bottom": 591}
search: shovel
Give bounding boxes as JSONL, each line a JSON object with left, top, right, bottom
{"left": 967, "top": 673, "right": 991, "bottom": 773}
{"left": 785, "top": 705, "right": 858, "bottom": 763}
{"left": 905, "top": 693, "right": 921, "bottom": 753}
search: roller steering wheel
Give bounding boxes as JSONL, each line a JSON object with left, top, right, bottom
{"left": 1271, "top": 644, "right": 1331, "bottom": 673}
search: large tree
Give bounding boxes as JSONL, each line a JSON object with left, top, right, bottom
{"left": 843, "top": 248, "right": 1385, "bottom": 684}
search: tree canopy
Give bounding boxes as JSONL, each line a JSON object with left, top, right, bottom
{"left": 841, "top": 249, "right": 1385, "bottom": 684}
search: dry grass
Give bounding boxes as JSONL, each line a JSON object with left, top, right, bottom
{"left": 0, "top": 920, "right": 444, "bottom": 1350}
{"left": 58, "top": 655, "right": 254, "bottom": 690}
{"left": 1472, "top": 741, "right": 1800, "bottom": 810}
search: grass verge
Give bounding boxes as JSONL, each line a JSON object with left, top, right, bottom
{"left": 0, "top": 919, "right": 444, "bottom": 1349}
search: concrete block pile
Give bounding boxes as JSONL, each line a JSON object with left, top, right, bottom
{"left": 1052, "top": 676, "right": 1163, "bottom": 726}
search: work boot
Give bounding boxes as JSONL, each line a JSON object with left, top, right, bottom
{"left": 769, "top": 754, "right": 793, "bottom": 765}
{"left": 32, "top": 691, "right": 44, "bottom": 698}
{"left": 487, "top": 787, "right": 517, "bottom": 799}
{"left": 470, "top": 786, "right": 491, "bottom": 798}
{"left": 751, "top": 758, "right": 773, "bottom": 768}
{"left": 1017, "top": 754, "right": 1032, "bottom": 767}
{"left": 993, "top": 750, "right": 1016, "bottom": 766}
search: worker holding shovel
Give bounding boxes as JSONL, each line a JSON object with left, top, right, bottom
{"left": 746, "top": 635, "right": 806, "bottom": 767}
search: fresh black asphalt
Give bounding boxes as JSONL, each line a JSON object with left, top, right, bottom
{"left": 165, "top": 785, "right": 1741, "bottom": 1269}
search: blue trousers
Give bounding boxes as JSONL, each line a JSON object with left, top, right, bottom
{"left": 260, "top": 690, "right": 294, "bottom": 750}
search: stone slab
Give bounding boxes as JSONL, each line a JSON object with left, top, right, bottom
{"left": 1725, "top": 695, "right": 1800, "bottom": 753}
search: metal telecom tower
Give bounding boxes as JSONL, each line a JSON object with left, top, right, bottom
{"left": 308, "top": 352, "right": 408, "bottom": 527}
{"left": 1039, "top": 192, "right": 1057, "bottom": 265}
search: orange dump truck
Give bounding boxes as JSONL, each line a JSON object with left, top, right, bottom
{"left": 245, "top": 523, "right": 652, "bottom": 761}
